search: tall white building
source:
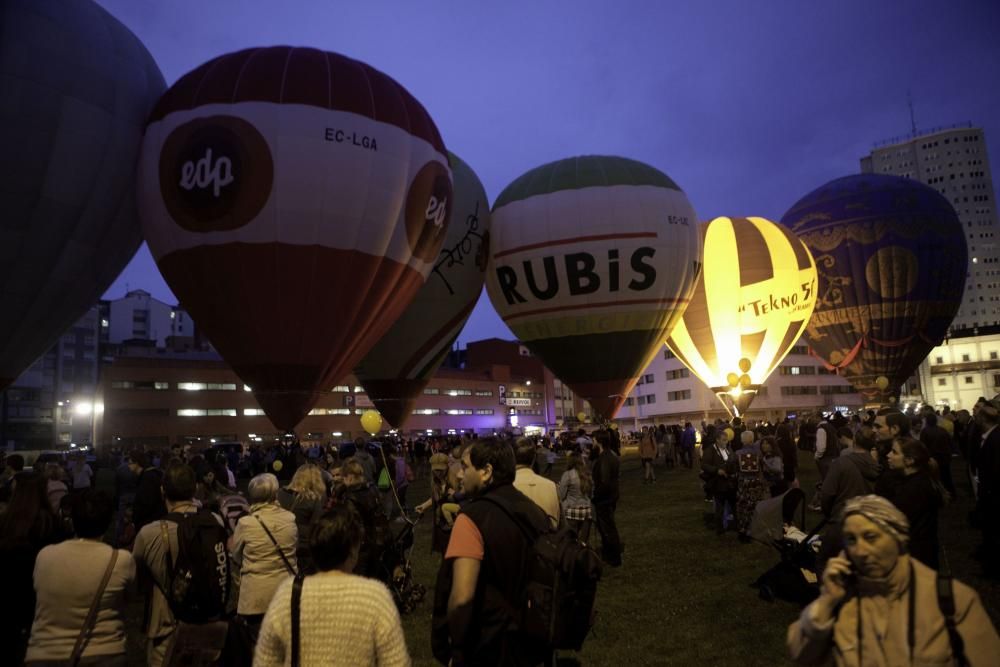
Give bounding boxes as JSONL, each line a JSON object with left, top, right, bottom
{"left": 861, "top": 123, "right": 999, "bottom": 331}
{"left": 861, "top": 123, "right": 1000, "bottom": 409}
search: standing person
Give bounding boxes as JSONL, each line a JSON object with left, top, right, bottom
{"left": 882, "top": 438, "right": 946, "bottom": 569}
{"left": 513, "top": 439, "right": 561, "bottom": 527}
{"left": 45, "top": 463, "right": 69, "bottom": 515}
{"left": 592, "top": 433, "right": 622, "bottom": 567}
{"left": 128, "top": 452, "right": 165, "bottom": 531}
{"left": 921, "top": 413, "right": 956, "bottom": 497}
{"left": 69, "top": 454, "right": 93, "bottom": 491}
{"left": 735, "top": 431, "right": 769, "bottom": 539}
{"left": 352, "top": 438, "right": 377, "bottom": 486}
{"left": 788, "top": 495, "right": 1000, "bottom": 666}
{"left": 680, "top": 422, "right": 697, "bottom": 469}
{"left": 776, "top": 420, "right": 798, "bottom": 489}
{"left": 414, "top": 453, "right": 459, "bottom": 554}
{"left": 702, "top": 429, "right": 736, "bottom": 535}
{"left": 278, "top": 464, "right": 327, "bottom": 574}
{"left": 233, "top": 474, "right": 298, "bottom": 633}
{"left": 760, "top": 438, "right": 786, "bottom": 497}
{"left": 558, "top": 452, "right": 594, "bottom": 543}
{"left": 0, "top": 472, "right": 66, "bottom": 665}
{"left": 332, "top": 459, "right": 389, "bottom": 578}
{"left": 973, "top": 401, "right": 1000, "bottom": 576}
{"left": 437, "top": 438, "right": 552, "bottom": 665}
{"left": 25, "top": 490, "right": 134, "bottom": 666}
{"left": 639, "top": 427, "right": 657, "bottom": 484}
{"left": 253, "top": 504, "right": 410, "bottom": 667}
{"left": 132, "top": 463, "right": 231, "bottom": 667}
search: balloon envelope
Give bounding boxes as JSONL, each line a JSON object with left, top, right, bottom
{"left": 486, "top": 156, "right": 701, "bottom": 420}
{"left": 665, "top": 217, "right": 817, "bottom": 417}
{"left": 0, "top": 0, "right": 164, "bottom": 388}
{"left": 781, "top": 174, "right": 967, "bottom": 403}
{"left": 355, "top": 153, "right": 491, "bottom": 428}
{"left": 137, "top": 47, "right": 452, "bottom": 431}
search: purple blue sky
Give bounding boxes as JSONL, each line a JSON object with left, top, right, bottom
{"left": 99, "top": 0, "right": 1000, "bottom": 345}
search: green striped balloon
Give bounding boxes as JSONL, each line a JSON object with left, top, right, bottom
{"left": 486, "top": 156, "right": 701, "bottom": 420}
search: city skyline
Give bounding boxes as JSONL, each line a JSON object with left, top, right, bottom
{"left": 97, "top": 0, "right": 1000, "bottom": 345}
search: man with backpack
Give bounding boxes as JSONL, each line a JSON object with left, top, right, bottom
{"left": 133, "top": 462, "right": 231, "bottom": 666}
{"left": 436, "top": 437, "right": 600, "bottom": 665}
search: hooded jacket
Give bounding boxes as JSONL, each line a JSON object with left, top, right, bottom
{"left": 820, "top": 451, "right": 880, "bottom": 518}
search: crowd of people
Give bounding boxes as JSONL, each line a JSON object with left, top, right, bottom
{"left": 0, "top": 396, "right": 997, "bottom": 665}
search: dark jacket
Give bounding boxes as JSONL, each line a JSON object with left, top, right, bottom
{"left": 701, "top": 442, "right": 737, "bottom": 496}
{"left": 883, "top": 470, "right": 943, "bottom": 569}
{"left": 776, "top": 424, "right": 797, "bottom": 482}
{"left": 445, "top": 483, "right": 551, "bottom": 666}
{"left": 132, "top": 467, "right": 166, "bottom": 529}
{"left": 919, "top": 425, "right": 953, "bottom": 461}
{"left": 820, "top": 451, "right": 880, "bottom": 517}
{"left": 335, "top": 482, "right": 388, "bottom": 577}
{"left": 592, "top": 449, "right": 620, "bottom": 506}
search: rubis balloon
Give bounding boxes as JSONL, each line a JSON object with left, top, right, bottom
{"left": 355, "top": 153, "right": 491, "bottom": 428}
{"left": 486, "top": 156, "right": 701, "bottom": 420}
{"left": 137, "top": 47, "right": 452, "bottom": 431}
{"left": 781, "top": 174, "right": 967, "bottom": 403}
{"left": 0, "top": 0, "right": 165, "bottom": 389}
{"left": 665, "top": 217, "right": 818, "bottom": 417}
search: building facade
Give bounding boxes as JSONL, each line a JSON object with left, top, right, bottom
{"left": 105, "top": 289, "right": 197, "bottom": 347}
{"left": 861, "top": 123, "right": 999, "bottom": 332}
{"left": 917, "top": 325, "right": 1000, "bottom": 411}
{"left": 613, "top": 341, "right": 863, "bottom": 427}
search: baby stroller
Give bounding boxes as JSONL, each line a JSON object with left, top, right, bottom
{"left": 376, "top": 516, "right": 427, "bottom": 614}
{"left": 748, "top": 488, "right": 826, "bottom": 606}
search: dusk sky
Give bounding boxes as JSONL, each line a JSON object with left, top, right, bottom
{"left": 98, "top": 0, "right": 1000, "bottom": 346}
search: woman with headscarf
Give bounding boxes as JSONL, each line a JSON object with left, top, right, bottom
{"left": 788, "top": 495, "right": 1000, "bottom": 666}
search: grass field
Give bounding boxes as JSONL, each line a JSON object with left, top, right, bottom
{"left": 397, "top": 448, "right": 1000, "bottom": 666}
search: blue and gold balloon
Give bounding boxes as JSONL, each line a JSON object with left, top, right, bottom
{"left": 780, "top": 174, "right": 967, "bottom": 403}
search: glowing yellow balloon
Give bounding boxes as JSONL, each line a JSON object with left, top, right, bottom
{"left": 723, "top": 428, "right": 735, "bottom": 442}
{"left": 610, "top": 423, "right": 619, "bottom": 430}
{"left": 875, "top": 376, "right": 890, "bottom": 391}
{"left": 577, "top": 411, "right": 587, "bottom": 423}
{"left": 665, "top": 216, "right": 817, "bottom": 418}
{"left": 361, "top": 409, "right": 382, "bottom": 435}
{"left": 272, "top": 460, "right": 283, "bottom": 472}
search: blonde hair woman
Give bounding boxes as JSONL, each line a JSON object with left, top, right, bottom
{"left": 278, "top": 464, "right": 327, "bottom": 574}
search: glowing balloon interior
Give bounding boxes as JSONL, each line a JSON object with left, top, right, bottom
{"left": 666, "top": 216, "right": 818, "bottom": 417}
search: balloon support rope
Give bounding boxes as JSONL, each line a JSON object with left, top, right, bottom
{"left": 377, "top": 443, "right": 415, "bottom": 527}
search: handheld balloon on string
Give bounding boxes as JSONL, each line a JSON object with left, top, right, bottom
{"left": 360, "top": 410, "right": 383, "bottom": 436}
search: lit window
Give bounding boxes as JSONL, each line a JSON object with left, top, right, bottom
{"left": 243, "top": 409, "right": 265, "bottom": 416}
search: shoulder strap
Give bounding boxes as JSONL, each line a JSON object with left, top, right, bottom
{"left": 477, "top": 493, "right": 544, "bottom": 542}
{"left": 291, "top": 574, "right": 304, "bottom": 667}
{"left": 159, "top": 519, "right": 175, "bottom": 579}
{"left": 253, "top": 514, "right": 298, "bottom": 576}
{"left": 936, "top": 572, "right": 969, "bottom": 667}
{"left": 69, "top": 547, "right": 119, "bottom": 666}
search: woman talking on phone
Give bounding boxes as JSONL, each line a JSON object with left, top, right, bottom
{"left": 787, "top": 495, "right": 999, "bottom": 666}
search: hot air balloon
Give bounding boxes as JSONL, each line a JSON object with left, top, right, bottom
{"left": 486, "top": 156, "right": 701, "bottom": 420}
{"left": 137, "top": 47, "right": 452, "bottom": 431}
{"left": 665, "top": 217, "right": 818, "bottom": 417}
{"left": 780, "top": 174, "right": 967, "bottom": 403}
{"left": 355, "top": 153, "right": 491, "bottom": 427}
{"left": 0, "top": 0, "right": 165, "bottom": 389}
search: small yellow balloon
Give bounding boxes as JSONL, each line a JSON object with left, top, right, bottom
{"left": 361, "top": 409, "right": 382, "bottom": 435}
{"left": 577, "top": 411, "right": 587, "bottom": 422}
{"left": 738, "top": 358, "right": 752, "bottom": 373}
{"left": 724, "top": 427, "right": 735, "bottom": 441}
{"left": 739, "top": 374, "right": 752, "bottom": 389}
{"left": 610, "top": 423, "right": 619, "bottom": 431}
{"left": 726, "top": 372, "right": 740, "bottom": 388}
{"left": 888, "top": 395, "right": 898, "bottom": 404}
{"left": 875, "top": 376, "right": 890, "bottom": 391}
{"left": 272, "top": 460, "right": 283, "bottom": 472}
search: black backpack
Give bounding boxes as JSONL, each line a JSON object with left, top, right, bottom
{"left": 480, "top": 494, "right": 603, "bottom": 652}
{"left": 159, "top": 510, "right": 231, "bottom": 623}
